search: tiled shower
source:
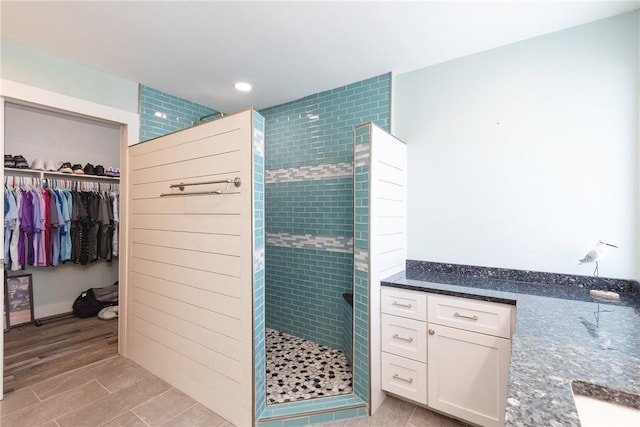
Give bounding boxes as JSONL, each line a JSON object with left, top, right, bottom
{"left": 139, "top": 75, "right": 392, "bottom": 419}
{"left": 261, "top": 74, "right": 391, "bottom": 405}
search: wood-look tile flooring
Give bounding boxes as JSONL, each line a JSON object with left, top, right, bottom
{"left": 2, "top": 316, "right": 467, "bottom": 426}
{"left": 1, "top": 355, "right": 233, "bottom": 427}
{"left": 311, "top": 396, "right": 469, "bottom": 427}
{"left": 3, "top": 314, "right": 118, "bottom": 393}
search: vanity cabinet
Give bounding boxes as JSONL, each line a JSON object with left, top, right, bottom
{"left": 427, "top": 294, "right": 514, "bottom": 427}
{"left": 381, "top": 288, "right": 428, "bottom": 404}
{"left": 381, "top": 288, "right": 515, "bottom": 427}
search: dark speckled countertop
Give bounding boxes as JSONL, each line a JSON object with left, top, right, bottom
{"left": 382, "top": 261, "right": 640, "bottom": 427}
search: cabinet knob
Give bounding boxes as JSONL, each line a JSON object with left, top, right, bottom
{"left": 428, "top": 329, "right": 435, "bottom": 335}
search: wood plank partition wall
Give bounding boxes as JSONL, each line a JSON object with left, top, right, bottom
{"left": 369, "top": 125, "right": 407, "bottom": 413}
{"left": 127, "top": 110, "right": 255, "bottom": 426}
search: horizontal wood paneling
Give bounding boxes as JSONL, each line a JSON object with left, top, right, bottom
{"left": 127, "top": 110, "right": 253, "bottom": 427}
{"left": 369, "top": 125, "right": 408, "bottom": 412}
{"left": 374, "top": 198, "right": 405, "bottom": 218}
{"left": 130, "top": 257, "right": 243, "bottom": 298}
{"left": 376, "top": 233, "right": 404, "bottom": 253}
{"left": 131, "top": 213, "right": 242, "bottom": 235}
{"left": 130, "top": 311, "right": 242, "bottom": 381}
{"left": 130, "top": 150, "right": 241, "bottom": 186}
{"left": 129, "top": 286, "right": 241, "bottom": 341}
{"left": 131, "top": 229, "right": 243, "bottom": 256}
{"left": 128, "top": 330, "right": 250, "bottom": 425}
{"left": 130, "top": 299, "right": 242, "bottom": 357}
{"left": 375, "top": 179, "right": 404, "bottom": 202}
{"left": 130, "top": 125, "right": 241, "bottom": 160}
{"left": 130, "top": 193, "right": 245, "bottom": 215}
{"left": 131, "top": 243, "right": 241, "bottom": 277}
{"left": 130, "top": 272, "right": 241, "bottom": 319}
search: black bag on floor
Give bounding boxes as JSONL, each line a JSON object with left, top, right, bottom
{"left": 72, "top": 283, "right": 118, "bottom": 318}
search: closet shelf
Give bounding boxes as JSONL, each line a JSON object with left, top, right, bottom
{"left": 4, "top": 167, "right": 119, "bottom": 181}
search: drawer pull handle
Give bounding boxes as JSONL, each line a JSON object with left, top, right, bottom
{"left": 392, "top": 301, "right": 413, "bottom": 308}
{"left": 393, "top": 333, "right": 414, "bottom": 342}
{"left": 454, "top": 312, "right": 478, "bottom": 321}
{"left": 393, "top": 373, "right": 414, "bottom": 383}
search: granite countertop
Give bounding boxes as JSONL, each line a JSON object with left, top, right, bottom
{"left": 382, "top": 263, "right": 640, "bottom": 427}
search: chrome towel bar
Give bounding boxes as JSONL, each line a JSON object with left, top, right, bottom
{"left": 160, "top": 176, "right": 241, "bottom": 197}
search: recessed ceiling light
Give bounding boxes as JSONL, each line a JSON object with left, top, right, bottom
{"left": 234, "top": 82, "right": 252, "bottom": 92}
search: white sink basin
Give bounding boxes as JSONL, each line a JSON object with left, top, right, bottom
{"left": 574, "top": 394, "right": 640, "bottom": 427}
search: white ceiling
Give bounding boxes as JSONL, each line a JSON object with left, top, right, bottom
{"left": 1, "top": 1, "right": 638, "bottom": 112}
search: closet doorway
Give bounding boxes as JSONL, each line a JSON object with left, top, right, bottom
{"left": 0, "top": 80, "right": 139, "bottom": 398}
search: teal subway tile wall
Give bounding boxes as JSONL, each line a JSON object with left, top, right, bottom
{"left": 342, "top": 298, "right": 354, "bottom": 365}
{"left": 139, "top": 85, "right": 220, "bottom": 141}
{"left": 253, "top": 111, "right": 267, "bottom": 419}
{"left": 352, "top": 123, "right": 372, "bottom": 403}
{"left": 261, "top": 74, "right": 390, "bottom": 355}
{"left": 265, "top": 246, "right": 353, "bottom": 349}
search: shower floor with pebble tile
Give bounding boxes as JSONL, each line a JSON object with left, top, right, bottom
{"left": 266, "top": 328, "right": 353, "bottom": 404}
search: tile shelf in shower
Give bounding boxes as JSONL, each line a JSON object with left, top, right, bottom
{"left": 343, "top": 293, "right": 353, "bottom": 307}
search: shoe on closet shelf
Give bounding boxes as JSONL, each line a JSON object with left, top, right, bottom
{"left": 58, "top": 162, "right": 73, "bottom": 174}
{"left": 71, "top": 164, "right": 84, "bottom": 174}
{"left": 5, "top": 154, "right": 15, "bottom": 168}
{"left": 105, "top": 167, "right": 116, "bottom": 177}
{"left": 113, "top": 168, "right": 120, "bottom": 177}
{"left": 95, "top": 165, "right": 105, "bottom": 176}
{"left": 30, "top": 159, "right": 45, "bottom": 170}
{"left": 13, "top": 155, "right": 30, "bottom": 169}
{"left": 44, "top": 160, "right": 57, "bottom": 171}
{"left": 98, "top": 305, "right": 118, "bottom": 320}
{"left": 83, "top": 163, "right": 96, "bottom": 175}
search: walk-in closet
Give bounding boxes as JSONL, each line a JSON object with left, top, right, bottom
{"left": 3, "top": 100, "right": 122, "bottom": 393}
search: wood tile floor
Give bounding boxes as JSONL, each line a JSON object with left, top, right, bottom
{"left": 3, "top": 314, "right": 118, "bottom": 393}
{"left": 1, "top": 317, "right": 467, "bottom": 426}
{"left": 1, "top": 353, "right": 467, "bottom": 426}
{"left": 1, "top": 355, "right": 233, "bottom": 427}
{"left": 310, "top": 396, "right": 469, "bottom": 427}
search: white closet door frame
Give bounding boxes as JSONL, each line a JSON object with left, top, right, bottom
{"left": 0, "top": 79, "right": 139, "bottom": 399}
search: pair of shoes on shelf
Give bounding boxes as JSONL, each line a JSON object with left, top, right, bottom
{"left": 5, "top": 155, "right": 29, "bottom": 169}
{"left": 30, "top": 159, "right": 57, "bottom": 171}
{"left": 58, "top": 162, "right": 73, "bottom": 173}
{"left": 83, "top": 163, "right": 95, "bottom": 175}
{"left": 59, "top": 162, "right": 84, "bottom": 174}
{"left": 58, "top": 162, "right": 113, "bottom": 175}
{"left": 98, "top": 305, "right": 118, "bottom": 320}
{"left": 82, "top": 164, "right": 106, "bottom": 176}
{"left": 105, "top": 167, "right": 120, "bottom": 177}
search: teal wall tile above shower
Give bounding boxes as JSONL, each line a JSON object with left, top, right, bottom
{"left": 263, "top": 74, "right": 390, "bottom": 170}
{"left": 261, "top": 73, "right": 389, "bottom": 349}
{"left": 266, "top": 178, "right": 354, "bottom": 237}
{"left": 138, "top": 85, "right": 220, "bottom": 141}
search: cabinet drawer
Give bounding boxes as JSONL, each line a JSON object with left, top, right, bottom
{"left": 428, "top": 294, "right": 514, "bottom": 339}
{"left": 381, "top": 352, "right": 427, "bottom": 405}
{"left": 381, "top": 314, "right": 427, "bottom": 362}
{"left": 381, "top": 287, "right": 427, "bottom": 321}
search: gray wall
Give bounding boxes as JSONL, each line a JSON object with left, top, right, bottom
{"left": 393, "top": 11, "right": 639, "bottom": 279}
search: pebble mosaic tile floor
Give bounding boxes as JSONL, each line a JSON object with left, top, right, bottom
{"left": 266, "top": 328, "right": 353, "bottom": 405}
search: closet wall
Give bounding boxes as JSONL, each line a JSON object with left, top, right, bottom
{"left": 4, "top": 102, "right": 120, "bottom": 318}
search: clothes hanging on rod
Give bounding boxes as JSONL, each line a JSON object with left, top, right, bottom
{"left": 4, "top": 175, "right": 119, "bottom": 270}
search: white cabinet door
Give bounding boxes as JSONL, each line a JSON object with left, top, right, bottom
{"left": 427, "top": 324, "right": 511, "bottom": 427}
